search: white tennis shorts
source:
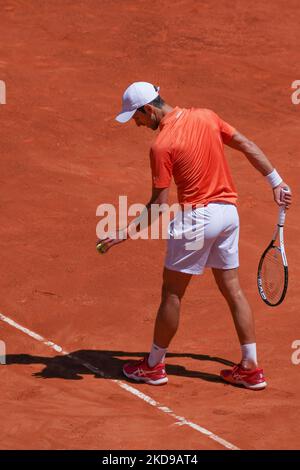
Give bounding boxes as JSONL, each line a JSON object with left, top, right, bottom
{"left": 165, "top": 202, "right": 239, "bottom": 275}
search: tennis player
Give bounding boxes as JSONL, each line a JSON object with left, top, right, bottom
{"left": 98, "top": 82, "right": 292, "bottom": 390}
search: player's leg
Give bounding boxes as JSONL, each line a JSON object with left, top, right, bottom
{"left": 123, "top": 268, "right": 192, "bottom": 385}
{"left": 122, "top": 267, "right": 192, "bottom": 385}
{"left": 153, "top": 267, "right": 192, "bottom": 349}
{"left": 212, "top": 267, "right": 256, "bottom": 363}
{"left": 206, "top": 204, "right": 257, "bottom": 368}
{"left": 212, "top": 267, "right": 267, "bottom": 389}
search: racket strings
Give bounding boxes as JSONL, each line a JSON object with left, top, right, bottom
{"left": 261, "top": 246, "right": 285, "bottom": 304}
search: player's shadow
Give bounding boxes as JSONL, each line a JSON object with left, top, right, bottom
{"left": 5, "top": 350, "right": 235, "bottom": 384}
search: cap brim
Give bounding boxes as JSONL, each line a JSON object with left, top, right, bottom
{"left": 115, "top": 109, "right": 136, "bottom": 123}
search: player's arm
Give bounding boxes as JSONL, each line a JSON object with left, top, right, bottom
{"left": 127, "top": 187, "right": 169, "bottom": 237}
{"left": 226, "top": 131, "right": 292, "bottom": 208}
{"left": 96, "top": 187, "right": 169, "bottom": 253}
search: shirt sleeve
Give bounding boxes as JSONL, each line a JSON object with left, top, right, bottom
{"left": 218, "top": 116, "right": 236, "bottom": 144}
{"left": 149, "top": 145, "right": 173, "bottom": 188}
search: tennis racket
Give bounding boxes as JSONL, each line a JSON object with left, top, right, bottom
{"left": 257, "top": 187, "right": 290, "bottom": 306}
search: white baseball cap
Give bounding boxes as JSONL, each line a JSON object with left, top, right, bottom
{"left": 115, "top": 82, "right": 160, "bottom": 123}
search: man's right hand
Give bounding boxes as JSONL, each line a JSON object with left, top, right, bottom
{"left": 96, "top": 228, "right": 127, "bottom": 254}
{"left": 273, "top": 183, "right": 292, "bottom": 209}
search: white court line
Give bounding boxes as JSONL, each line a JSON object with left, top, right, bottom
{"left": 0, "top": 312, "right": 239, "bottom": 450}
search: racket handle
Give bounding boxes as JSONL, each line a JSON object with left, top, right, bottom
{"left": 278, "top": 187, "right": 290, "bottom": 226}
{"left": 278, "top": 206, "right": 286, "bottom": 226}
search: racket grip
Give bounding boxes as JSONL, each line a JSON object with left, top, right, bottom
{"left": 278, "top": 187, "right": 290, "bottom": 226}
{"left": 278, "top": 206, "right": 286, "bottom": 226}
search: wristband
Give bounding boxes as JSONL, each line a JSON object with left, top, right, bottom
{"left": 265, "top": 169, "right": 283, "bottom": 188}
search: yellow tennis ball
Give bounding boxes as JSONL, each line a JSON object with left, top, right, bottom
{"left": 96, "top": 242, "right": 106, "bottom": 254}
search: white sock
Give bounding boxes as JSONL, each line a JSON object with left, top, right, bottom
{"left": 148, "top": 343, "right": 167, "bottom": 367}
{"left": 241, "top": 343, "right": 257, "bottom": 368}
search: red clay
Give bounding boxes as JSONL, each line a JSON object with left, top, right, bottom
{"left": 0, "top": 0, "right": 299, "bottom": 450}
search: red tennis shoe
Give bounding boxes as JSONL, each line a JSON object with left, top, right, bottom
{"left": 123, "top": 357, "right": 168, "bottom": 385}
{"left": 220, "top": 363, "right": 267, "bottom": 390}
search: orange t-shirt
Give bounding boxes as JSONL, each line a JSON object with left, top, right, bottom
{"left": 150, "top": 107, "right": 237, "bottom": 206}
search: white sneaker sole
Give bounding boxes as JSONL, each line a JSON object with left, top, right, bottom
{"left": 222, "top": 376, "right": 267, "bottom": 390}
{"left": 240, "top": 380, "right": 267, "bottom": 390}
{"left": 123, "top": 369, "right": 168, "bottom": 385}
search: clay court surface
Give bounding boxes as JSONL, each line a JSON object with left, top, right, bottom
{"left": 0, "top": 0, "right": 299, "bottom": 450}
